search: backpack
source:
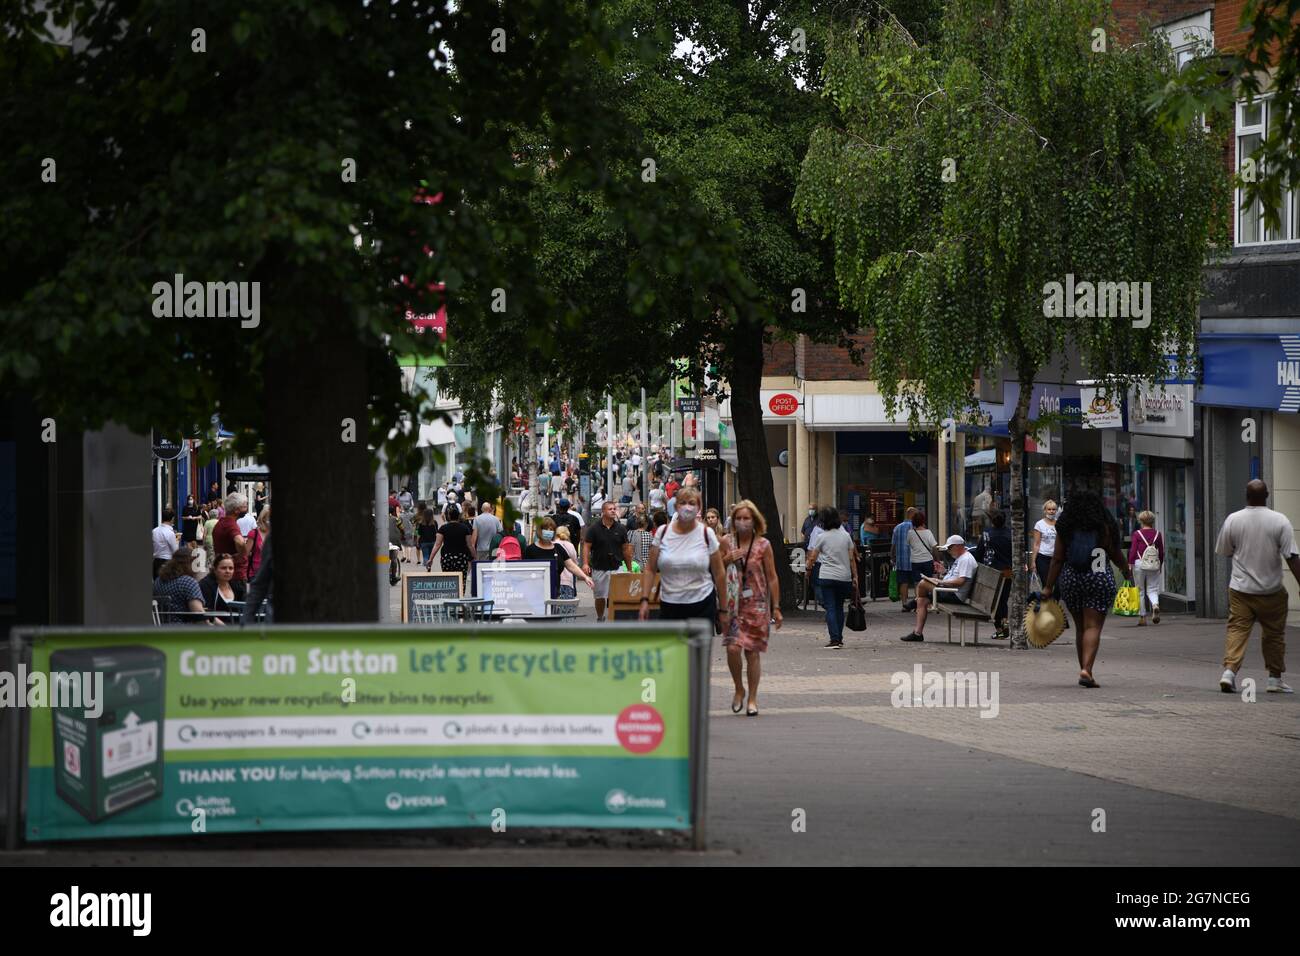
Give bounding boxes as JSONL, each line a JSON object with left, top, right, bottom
{"left": 1066, "top": 529, "right": 1098, "bottom": 571}
{"left": 1135, "top": 529, "right": 1161, "bottom": 571}
{"left": 495, "top": 534, "right": 522, "bottom": 561}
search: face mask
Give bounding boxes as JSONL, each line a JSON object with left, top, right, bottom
{"left": 734, "top": 519, "right": 753, "bottom": 533}
{"left": 677, "top": 505, "right": 699, "bottom": 522}
{"left": 541, "top": 530, "right": 555, "bottom": 541}
{"left": 808, "top": 509, "right": 816, "bottom": 516}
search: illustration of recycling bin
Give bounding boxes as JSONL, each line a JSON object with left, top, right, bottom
{"left": 51, "top": 645, "right": 166, "bottom": 822}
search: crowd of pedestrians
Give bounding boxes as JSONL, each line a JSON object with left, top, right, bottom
{"left": 150, "top": 484, "right": 272, "bottom": 624}
{"left": 149, "top": 457, "right": 1297, "bottom": 701}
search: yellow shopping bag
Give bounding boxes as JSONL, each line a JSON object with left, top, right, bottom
{"left": 1112, "top": 581, "right": 1140, "bottom": 617}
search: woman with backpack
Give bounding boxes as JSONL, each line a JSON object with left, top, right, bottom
{"left": 1128, "top": 510, "right": 1165, "bottom": 626}
{"left": 637, "top": 486, "right": 729, "bottom": 628}
{"left": 1041, "top": 490, "right": 1133, "bottom": 688}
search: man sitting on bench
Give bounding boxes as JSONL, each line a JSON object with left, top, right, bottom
{"left": 901, "top": 535, "right": 977, "bottom": 643}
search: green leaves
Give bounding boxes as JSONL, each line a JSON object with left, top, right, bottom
{"left": 798, "top": 0, "right": 1227, "bottom": 431}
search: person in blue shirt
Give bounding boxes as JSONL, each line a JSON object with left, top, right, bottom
{"left": 890, "top": 506, "right": 917, "bottom": 609}
{"left": 859, "top": 516, "right": 882, "bottom": 547}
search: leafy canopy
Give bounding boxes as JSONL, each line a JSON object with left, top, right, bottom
{"left": 795, "top": 0, "right": 1229, "bottom": 426}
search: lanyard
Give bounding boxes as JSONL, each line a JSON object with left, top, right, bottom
{"left": 735, "top": 533, "right": 756, "bottom": 585}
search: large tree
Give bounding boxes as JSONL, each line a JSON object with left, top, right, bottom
{"left": 442, "top": 0, "right": 869, "bottom": 607}
{"left": 0, "top": 0, "right": 721, "bottom": 621}
{"left": 796, "top": 0, "right": 1229, "bottom": 645}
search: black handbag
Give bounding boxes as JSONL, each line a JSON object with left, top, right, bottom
{"left": 846, "top": 597, "right": 866, "bottom": 632}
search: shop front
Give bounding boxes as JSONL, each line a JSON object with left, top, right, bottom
{"left": 1193, "top": 332, "right": 1299, "bottom": 620}
{"left": 1127, "top": 383, "right": 1197, "bottom": 609}
{"left": 834, "top": 431, "right": 933, "bottom": 541}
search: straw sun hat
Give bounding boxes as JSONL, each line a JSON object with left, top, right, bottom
{"left": 1024, "top": 597, "right": 1068, "bottom": 648}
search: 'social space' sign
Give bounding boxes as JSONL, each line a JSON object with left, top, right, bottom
{"left": 22, "top": 629, "right": 692, "bottom": 840}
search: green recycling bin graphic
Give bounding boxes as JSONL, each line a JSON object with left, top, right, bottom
{"left": 50, "top": 645, "right": 166, "bottom": 823}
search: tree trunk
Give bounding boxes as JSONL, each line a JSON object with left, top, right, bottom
{"left": 264, "top": 318, "right": 376, "bottom": 623}
{"left": 728, "top": 330, "right": 797, "bottom": 611}
{"left": 527, "top": 406, "right": 540, "bottom": 543}
{"left": 1007, "top": 376, "right": 1034, "bottom": 649}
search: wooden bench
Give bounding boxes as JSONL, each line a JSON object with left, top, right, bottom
{"left": 929, "top": 564, "right": 1009, "bottom": 646}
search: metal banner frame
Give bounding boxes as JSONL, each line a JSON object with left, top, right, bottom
{"left": 3, "top": 622, "right": 713, "bottom": 851}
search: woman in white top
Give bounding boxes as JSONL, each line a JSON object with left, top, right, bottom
{"left": 1032, "top": 499, "right": 1060, "bottom": 590}
{"left": 806, "top": 507, "right": 859, "bottom": 647}
{"left": 638, "top": 487, "right": 729, "bottom": 630}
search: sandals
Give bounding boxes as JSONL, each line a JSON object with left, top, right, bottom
{"left": 1078, "top": 674, "right": 1100, "bottom": 688}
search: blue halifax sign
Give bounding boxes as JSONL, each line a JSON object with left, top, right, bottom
{"left": 1197, "top": 334, "right": 1300, "bottom": 413}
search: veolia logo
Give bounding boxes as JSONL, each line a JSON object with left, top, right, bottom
{"left": 385, "top": 792, "right": 403, "bottom": 810}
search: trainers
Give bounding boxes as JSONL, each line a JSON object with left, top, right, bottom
{"left": 1267, "top": 677, "right": 1294, "bottom": 694}
{"left": 823, "top": 640, "right": 843, "bottom": 649}
{"left": 1219, "top": 668, "right": 1237, "bottom": 693}
{"left": 901, "top": 632, "right": 924, "bottom": 642}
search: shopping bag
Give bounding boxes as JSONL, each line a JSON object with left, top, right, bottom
{"left": 1113, "top": 581, "right": 1140, "bottom": 617}
{"left": 888, "top": 568, "right": 899, "bottom": 602}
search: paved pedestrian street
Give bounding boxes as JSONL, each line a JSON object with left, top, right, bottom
{"left": 9, "top": 593, "right": 1296, "bottom": 867}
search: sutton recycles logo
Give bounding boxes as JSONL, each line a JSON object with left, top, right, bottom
{"left": 604, "top": 789, "right": 667, "bottom": 814}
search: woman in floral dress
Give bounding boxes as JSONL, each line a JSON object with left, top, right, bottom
{"left": 721, "top": 500, "right": 783, "bottom": 716}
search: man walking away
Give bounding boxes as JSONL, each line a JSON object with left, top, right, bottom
{"left": 552, "top": 498, "right": 583, "bottom": 544}
{"left": 1216, "top": 480, "right": 1300, "bottom": 694}
{"left": 152, "top": 508, "right": 180, "bottom": 578}
{"left": 890, "top": 506, "right": 917, "bottom": 610}
{"left": 470, "top": 500, "right": 502, "bottom": 563}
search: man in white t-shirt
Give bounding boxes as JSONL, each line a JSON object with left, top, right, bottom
{"left": 903, "top": 535, "right": 978, "bottom": 642}
{"left": 1215, "top": 480, "right": 1300, "bottom": 694}
{"left": 152, "top": 508, "right": 180, "bottom": 578}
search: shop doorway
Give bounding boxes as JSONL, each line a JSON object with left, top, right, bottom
{"left": 1149, "top": 462, "right": 1194, "bottom": 604}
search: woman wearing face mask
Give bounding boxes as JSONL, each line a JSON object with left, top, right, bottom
{"left": 639, "top": 487, "right": 729, "bottom": 628}
{"left": 720, "top": 501, "right": 782, "bottom": 716}
{"left": 524, "top": 517, "right": 593, "bottom": 598}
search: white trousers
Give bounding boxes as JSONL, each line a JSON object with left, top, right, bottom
{"left": 1132, "top": 566, "right": 1161, "bottom": 616}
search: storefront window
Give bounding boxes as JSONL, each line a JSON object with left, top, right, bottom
{"left": 838, "top": 454, "right": 927, "bottom": 538}
{"left": 962, "top": 436, "right": 1010, "bottom": 535}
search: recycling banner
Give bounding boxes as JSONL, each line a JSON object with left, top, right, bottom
{"left": 21, "top": 627, "right": 696, "bottom": 841}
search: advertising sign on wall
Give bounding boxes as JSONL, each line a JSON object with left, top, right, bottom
{"left": 1127, "top": 383, "right": 1194, "bottom": 438}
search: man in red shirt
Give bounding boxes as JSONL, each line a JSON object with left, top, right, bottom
{"left": 211, "top": 492, "right": 251, "bottom": 582}
{"left": 664, "top": 476, "right": 680, "bottom": 501}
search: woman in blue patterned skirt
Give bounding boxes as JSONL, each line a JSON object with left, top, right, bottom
{"left": 1042, "top": 490, "right": 1132, "bottom": 689}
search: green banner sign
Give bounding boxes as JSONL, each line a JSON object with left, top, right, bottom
{"left": 23, "top": 627, "right": 696, "bottom": 841}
